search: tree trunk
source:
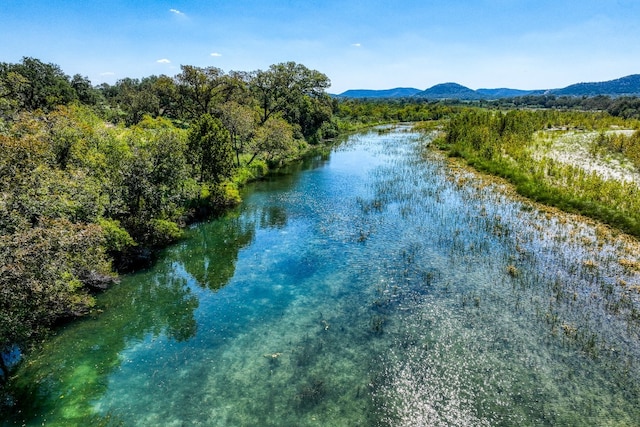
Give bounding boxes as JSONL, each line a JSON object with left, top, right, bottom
{"left": 246, "top": 152, "right": 259, "bottom": 166}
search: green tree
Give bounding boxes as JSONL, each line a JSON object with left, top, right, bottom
{"left": 0, "top": 70, "right": 28, "bottom": 121}
{"left": 117, "top": 118, "right": 191, "bottom": 244}
{"left": 248, "top": 116, "right": 296, "bottom": 165}
{"left": 153, "top": 75, "right": 179, "bottom": 118}
{"left": 218, "top": 70, "right": 253, "bottom": 105}
{"left": 0, "top": 108, "right": 105, "bottom": 231}
{"left": 250, "top": 61, "right": 331, "bottom": 126}
{"left": 70, "top": 74, "right": 101, "bottom": 106}
{"left": 219, "top": 101, "right": 256, "bottom": 166}
{"left": 187, "top": 114, "right": 235, "bottom": 183}
{"left": 110, "top": 77, "right": 161, "bottom": 125}
{"left": 0, "top": 219, "right": 114, "bottom": 353}
{"left": 291, "top": 92, "right": 334, "bottom": 140}
{"left": 0, "top": 57, "right": 77, "bottom": 112}
{"left": 174, "top": 66, "right": 225, "bottom": 120}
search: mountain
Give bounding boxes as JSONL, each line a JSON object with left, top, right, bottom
{"left": 413, "top": 83, "right": 485, "bottom": 100}
{"left": 337, "top": 87, "right": 421, "bottom": 98}
{"left": 336, "top": 74, "right": 640, "bottom": 100}
{"left": 476, "top": 88, "right": 537, "bottom": 98}
{"left": 549, "top": 74, "right": 640, "bottom": 97}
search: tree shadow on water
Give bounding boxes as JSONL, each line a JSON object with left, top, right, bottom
{"left": 3, "top": 252, "right": 203, "bottom": 424}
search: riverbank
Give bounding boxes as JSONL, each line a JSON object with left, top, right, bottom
{"left": 431, "top": 109, "right": 640, "bottom": 238}
{"left": 0, "top": 127, "right": 336, "bottom": 412}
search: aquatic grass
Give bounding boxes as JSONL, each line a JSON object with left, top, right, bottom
{"left": 295, "top": 376, "right": 326, "bottom": 409}
{"left": 438, "top": 110, "right": 640, "bottom": 237}
{"left": 619, "top": 258, "right": 640, "bottom": 272}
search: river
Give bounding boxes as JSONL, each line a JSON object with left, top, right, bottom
{"left": 4, "top": 126, "right": 640, "bottom": 426}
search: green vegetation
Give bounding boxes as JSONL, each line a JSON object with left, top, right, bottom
{"left": 484, "top": 94, "right": 640, "bottom": 119}
{"left": 334, "top": 98, "right": 457, "bottom": 131}
{"left": 591, "top": 129, "right": 640, "bottom": 169}
{"left": 0, "top": 57, "right": 335, "bottom": 381}
{"left": 434, "top": 108, "right": 640, "bottom": 236}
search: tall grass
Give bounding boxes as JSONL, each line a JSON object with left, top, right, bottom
{"left": 435, "top": 109, "right": 640, "bottom": 237}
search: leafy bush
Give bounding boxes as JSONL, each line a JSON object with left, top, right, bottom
{"left": 97, "top": 217, "right": 136, "bottom": 253}
{"left": 0, "top": 220, "right": 114, "bottom": 350}
{"left": 147, "top": 219, "right": 183, "bottom": 247}
{"left": 234, "top": 159, "right": 269, "bottom": 185}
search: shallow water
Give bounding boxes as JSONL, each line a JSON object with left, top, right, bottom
{"left": 5, "top": 126, "right": 640, "bottom": 426}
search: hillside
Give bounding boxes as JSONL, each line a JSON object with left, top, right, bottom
{"left": 476, "top": 88, "right": 537, "bottom": 98}
{"left": 337, "top": 87, "right": 421, "bottom": 98}
{"left": 549, "top": 74, "right": 640, "bottom": 97}
{"left": 413, "top": 83, "right": 485, "bottom": 100}
{"left": 337, "top": 74, "right": 640, "bottom": 100}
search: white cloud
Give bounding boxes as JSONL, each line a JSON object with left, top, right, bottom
{"left": 169, "top": 8, "right": 184, "bottom": 16}
{"left": 210, "top": 52, "right": 222, "bottom": 57}
{"left": 351, "top": 43, "right": 362, "bottom": 47}
{"left": 157, "top": 58, "right": 171, "bottom": 64}
{"left": 100, "top": 72, "right": 115, "bottom": 76}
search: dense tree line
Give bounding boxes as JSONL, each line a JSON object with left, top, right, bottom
{"left": 486, "top": 94, "right": 640, "bottom": 119}
{"left": 332, "top": 94, "right": 640, "bottom": 123}
{"left": 334, "top": 98, "right": 457, "bottom": 130}
{"left": 0, "top": 57, "right": 336, "bottom": 380}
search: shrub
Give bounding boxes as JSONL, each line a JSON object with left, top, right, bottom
{"left": 97, "top": 217, "right": 136, "bottom": 253}
{"left": 147, "top": 219, "right": 183, "bottom": 247}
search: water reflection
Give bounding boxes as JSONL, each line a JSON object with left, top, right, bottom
{"left": 179, "top": 212, "right": 256, "bottom": 291}
{"left": 260, "top": 205, "right": 288, "bottom": 229}
{"left": 6, "top": 258, "right": 200, "bottom": 425}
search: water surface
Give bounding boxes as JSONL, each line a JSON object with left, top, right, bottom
{"left": 5, "top": 126, "right": 640, "bottom": 426}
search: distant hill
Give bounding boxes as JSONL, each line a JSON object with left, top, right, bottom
{"left": 336, "top": 74, "right": 640, "bottom": 100}
{"left": 414, "top": 83, "right": 485, "bottom": 100}
{"left": 476, "top": 88, "right": 536, "bottom": 98}
{"left": 337, "top": 87, "right": 421, "bottom": 98}
{"left": 549, "top": 74, "right": 640, "bottom": 97}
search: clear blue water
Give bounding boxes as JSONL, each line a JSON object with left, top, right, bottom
{"left": 4, "top": 126, "right": 640, "bottom": 426}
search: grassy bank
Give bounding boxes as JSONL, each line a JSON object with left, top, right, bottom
{"left": 431, "top": 109, "right": 640, "bottom": 237}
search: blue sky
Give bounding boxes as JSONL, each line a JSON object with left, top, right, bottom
{"left": 2, "top": 0, "right": 639, "bottom": 93}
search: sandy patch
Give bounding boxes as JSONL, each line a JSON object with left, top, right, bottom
{"left": 537, "top": 130, "right": 640, "bottom": 185}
